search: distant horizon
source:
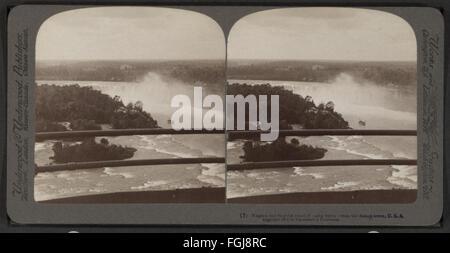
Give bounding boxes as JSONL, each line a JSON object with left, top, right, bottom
{"left": 36, "top": 58, "right": 225, "bottom": 63}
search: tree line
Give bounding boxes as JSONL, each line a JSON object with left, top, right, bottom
{"left": 227, "top": 83, "right": 350, "bottom": 130}
{"left": 35, "top": 84, "right": 159, "bottom": 132}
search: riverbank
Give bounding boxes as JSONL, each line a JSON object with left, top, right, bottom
{"left": 39, "top": 187, "right": 226, "bottom": 204}
{"left": 227, "top": 189, "right": 417, "bottom": 204}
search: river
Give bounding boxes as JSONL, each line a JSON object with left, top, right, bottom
{"left": 34, "top": 73, "right": 225, "bottom": 201}
{"left": 226, "top": 73, "right": 417, "bottom": 199}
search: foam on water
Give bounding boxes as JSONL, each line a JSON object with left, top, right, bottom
{"left": 130, "top": 180, "right": 169, "bottom": 190}
{"left": 321, "top": 181, "right": 360, "bottom": 191}
{"left": 387, "top": 165, "right": 417, "bottom": 189}
{"left": 35, "top": 172, "right": 56, "bottom": 180}
{"left": 138, "top": 135, "right": 197, "bottom": 158}
{"left": 328, "top": 136, "right": 388, "bottom": 160}
{"left": 103, "top": 167, "right": 135, "bottom": 179}
{"left": 293, "top": 167, "right": 325, "bottom": 179}
{"left": 197, "top": 163, "right": 225, "bottom": 187}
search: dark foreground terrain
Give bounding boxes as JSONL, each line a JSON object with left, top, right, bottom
{"left": 228, "top": 189, "right": 417, "bottom": 204}
{"left": 39, "top": 187, "right": 226, "bottom": 204}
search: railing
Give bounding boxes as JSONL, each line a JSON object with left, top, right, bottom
{"left": 35, "top": 128, "right": 224, "bottom": 141}
{"left": 35, "top": 128, "right": 417, "bottom": 174}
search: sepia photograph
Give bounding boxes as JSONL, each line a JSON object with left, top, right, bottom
{"left": 33, "top": 7, "right": 226, "bottom": 203}
{"left": 5, "top": 2, "right": 445, "bottom": 228}
{"left": 226, "top": 8, "right": 418, "bottom": 203}
{"left": 32, "top": 6, "right": 419, "bottom": 205}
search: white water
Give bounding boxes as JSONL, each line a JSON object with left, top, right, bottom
{"left": 39, "top": 72, "right": 224, "bottom": 128}
{"left": 230, "top": 73, "right": 416, "bottom": 129}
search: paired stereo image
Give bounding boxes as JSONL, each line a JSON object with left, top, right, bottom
{"left": 33, "top": 7, "right": 417, "bottom": 204}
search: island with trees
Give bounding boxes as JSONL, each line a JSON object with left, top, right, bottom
{"left": 36, "top": 84, "right": 159, "bottom": 163}
{"left": 51, "top": 138, "right": 137, "bottom": 163}
{"left": 228, "top": 83, "right": 348, "bottom": 163}
{"left": 36, "top": 84, "right": 159, "bottom": 132}
{"left": 241, "top": 138, "right": 327, "bottom": 162}
{"left": 227, "top": 83, "right": 349, "bottom": 130}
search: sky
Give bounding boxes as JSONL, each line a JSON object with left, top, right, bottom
{"left": 36, "top": 7, "right": 417, "bottom": 62}
{"left": 228, "top": 8, "right": 417, "bottom": 62}
{"left": 36, "top": 7, "right": 225, "bottom": 61}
